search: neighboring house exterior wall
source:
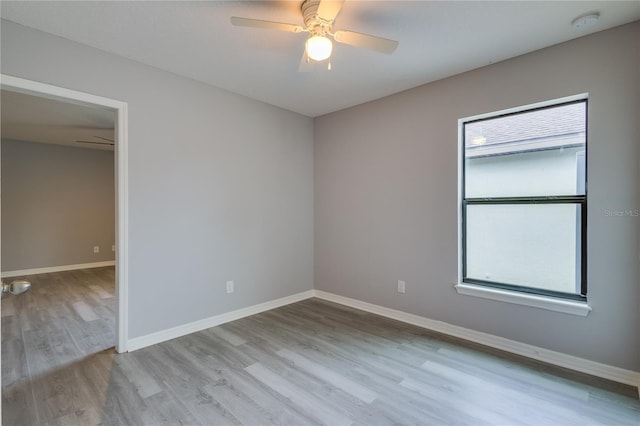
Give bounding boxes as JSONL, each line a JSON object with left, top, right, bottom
{"left": 466, "top": 148, "right": 583, "bottom": 198}
{"left": 465, "top": 148, "right": 583, "bottom": 293}
{"left": 1, "top": 139, "right": 115, "bottom": 272}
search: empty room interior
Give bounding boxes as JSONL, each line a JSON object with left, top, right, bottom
{"left": 1, "top": 1, "right": 639, "bottom": 425}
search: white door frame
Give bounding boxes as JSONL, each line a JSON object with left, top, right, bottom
{"left": 1, "top": 74, "right": 129, "bottom": 352}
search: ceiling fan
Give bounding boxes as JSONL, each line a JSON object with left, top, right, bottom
{"left": 230, "top": 0, "right": 399, "bottom": 71}
{"left": 76, "top": 135, "right": 114, "bottom": 146}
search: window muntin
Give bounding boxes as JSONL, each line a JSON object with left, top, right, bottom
{"left": 461, "top": 98, "right": 587, "bottom": 301}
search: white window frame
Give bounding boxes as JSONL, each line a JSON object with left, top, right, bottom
{"left": 455, "top": 94, "right": 591, "bottom": 317}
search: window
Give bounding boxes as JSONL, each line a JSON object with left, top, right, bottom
{"left": 460, "top": 97, "right": 587, "bottom": 302}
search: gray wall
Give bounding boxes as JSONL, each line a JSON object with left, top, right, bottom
{"left": 1, "top": 20, "right": 314, "bottom": 339}
{"left": 2, "top": 139, "right": 115, "bottom": 271}
{"left": 314, "top": 22, "right": 640, "bottom": 371}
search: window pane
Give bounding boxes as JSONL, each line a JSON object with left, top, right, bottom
{"left": 465, "top": 102, "right": 586, "bottom": 198}
{"left": 465, "top": 203, "right": 581, "bottom": 294}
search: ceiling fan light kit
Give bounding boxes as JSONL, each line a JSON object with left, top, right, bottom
{"left": 231, "top": 0, "right": 398, "bottom": 71}
{"left": 306, "top": 35, "right": 333, "bottom": 61}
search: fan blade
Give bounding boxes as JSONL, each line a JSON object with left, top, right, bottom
{"left": 94, "top": 136, "right": 114, "bottom": 142}
{"left": 76, "top": 140, "right": 114, "bottom": 146}
{"left": 298, "top": 50, "right": 313, "bottom": 72}
{"left": 317, "top": 0, "right": 344, "bottom": 22}
{"left": 230, "top": 17, "right": 304, "bottom": 33}
{"left": 333, "top": 30, "right": 398, "bottom": 54}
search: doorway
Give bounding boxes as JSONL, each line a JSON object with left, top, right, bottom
{"left": 0, "top": 74, "right": 128, "bottom": 352}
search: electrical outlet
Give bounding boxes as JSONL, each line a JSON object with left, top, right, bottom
{"left": 112, "top": 245, "right": 116, "bottom": 252}
{"left": 397, "top": 280, "right": 406, "bottom": 294}
{"left": 226, "top": 280, "right": 234, "bottom": 294}
{"left": 93, "top": 246, "right": 100, "bottom": 253}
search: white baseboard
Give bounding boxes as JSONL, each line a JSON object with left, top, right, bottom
{"left": 313, "top": 290, "right": 640, "bottom": 392}
{"left": 120, "top": 285, "right": 639, "bottom": 394}
{"left": 1, "top": 260, "right": 116, "bottom": 278}
{"left": 127, "top": 290, "right": 315, "bottom": 352}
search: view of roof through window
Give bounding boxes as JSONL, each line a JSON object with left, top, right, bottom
{"left": 465, "top": 102, "right": 586, "bottom": 158}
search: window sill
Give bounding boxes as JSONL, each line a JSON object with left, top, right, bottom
{"left": 455, "top": 283, "right": 591, "bottom": 316}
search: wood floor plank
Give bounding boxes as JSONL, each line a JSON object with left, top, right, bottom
{"left": 141, "top": 390, "right": 203, "bottom": 426}
{"left": 400, "top": 376, "right": 519, "bottom": 425}
{"left": 245, "top": 362, "right": 353, "bottom": 426}
{"left": 418, "top": 358, "right": 589, "bottom": 424}
{"left": 203, "top": 365, "right": 319, "bottom": 426}
{"left": 1, "top": 315, "right": 29, "bottom": 385}
{"left": 22, "top": 321, "right": 83, "bottom": 376}
{"left": 135, "top": 343, "right": 243, "bottom": 425}
{"left": 277, "top": 348, "right": 378, "bottom": 404}
{"left": 203, "top": 374, "right": 287, "bottom": 426}
{"left": 88, "top": 284, "right": 111, "bottom": 299}
{"left": 113, "top": 352, "right": 163, "bottom": 399}
{"left": 244, "top": 341, "right": 453, "bottom": 424}
{"left": 1, "top": 379, "right": 39, "bottom": 426}
{"left": 99, "top": 361, "right": 152, "bottom": 425}
{"left": 210, "top": 325, "right": 248, "bottom": 347}
{"left": 4, "top": 269, "right": 640, "bottom": 425}
{"left": 71, "top": 301, "right": 100, "bottom": 322}
{"left": 1, "top": 296, "right": 17, "bottom": 317}
{"left": 434, "top": 346, "right": 591, "bottom": 401}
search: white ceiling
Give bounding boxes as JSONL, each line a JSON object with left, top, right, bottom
{"left": 1, "top": 1, "right": 639, "bottom": 117}
{"left": 1, "top": 89, "right": 115, "bottom": 151}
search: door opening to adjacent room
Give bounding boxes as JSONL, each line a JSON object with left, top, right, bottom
{"left": 0, "top": 75, "right": 129, "bottom": 353}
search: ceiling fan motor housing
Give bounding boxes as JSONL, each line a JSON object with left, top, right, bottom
{"left": 302, "top": 0, "right": 332, "bottom": 36}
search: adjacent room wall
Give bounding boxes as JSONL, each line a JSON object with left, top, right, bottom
{"left": 314, "top": 22, "right": 640, "bottom": 371}
{"left": 1, "top": 20, "right": 314, "bottom": 339}
{"left": 1, "top": 139, "right": 115, "bottom": 272}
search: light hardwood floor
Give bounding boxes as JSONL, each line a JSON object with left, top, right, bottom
{"left": 2, "top": 267, "right": 639, "bottom": 425}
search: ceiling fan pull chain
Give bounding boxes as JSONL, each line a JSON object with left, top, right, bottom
{"left": 328, "top": 59, "right": 332, "bottom": 71}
